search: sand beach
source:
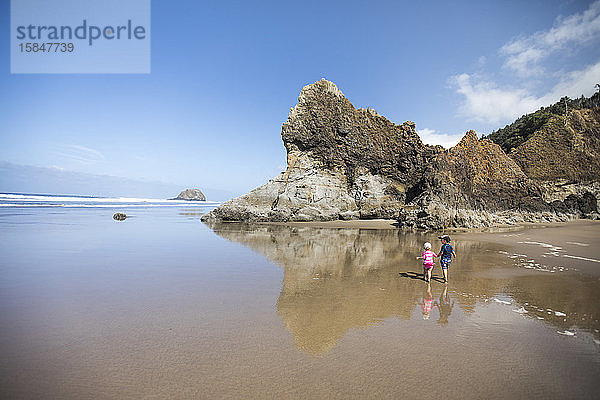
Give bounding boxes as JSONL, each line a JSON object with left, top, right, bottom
{"left": 1, "top": 204, "right": 598, "bottom": 399}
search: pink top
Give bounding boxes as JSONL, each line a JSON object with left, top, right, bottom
{"left": 422, "top": 297, "right": 434, "bottom": 313}
{"left": 422, "top": 250, "right": 436, "bottom": 267}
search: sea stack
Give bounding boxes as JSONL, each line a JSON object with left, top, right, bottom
{"left": 172, "top": 189, "right": 206, "bottom": 201}
{"left": 202, "top": 79, "right": 599, "bottom": 228}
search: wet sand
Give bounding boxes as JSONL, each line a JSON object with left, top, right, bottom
{"left": 1, "top": 210, "right": 599, "bottom": 399}
{"left": 458, "top": 220, "right": 600, "bottom": 277}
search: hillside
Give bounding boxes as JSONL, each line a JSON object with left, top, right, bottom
{"left": 487, "top": 92, "right": 600, "bottom": 155}
{"left": 486, "top": 92, "right": 600, "bottom": 184}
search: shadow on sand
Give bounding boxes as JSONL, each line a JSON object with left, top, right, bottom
{"left": 399, "top": 271, "right": 445, "bottom": 283}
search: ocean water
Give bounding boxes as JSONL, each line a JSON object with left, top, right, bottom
{"left": 0, "top": 195, "right": 599, "bottom": 399}
{"left": 0, "top": 192, "right": 221, "bottom": 208}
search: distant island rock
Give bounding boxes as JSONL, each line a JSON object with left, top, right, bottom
{"left": 171, "top": 189, "right": 206, "bottom": 201}
{"left": 201, "top": 79, "right": 599, "bottom": 229}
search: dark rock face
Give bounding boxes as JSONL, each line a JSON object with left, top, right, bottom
{"left": 172, "top": 189, "right": 206, "bottom": 201}
{"left": 560, "top": 192, "right": 598, "bottom": 214}
{"left": 202, "top": 79, "right": 598, "bottom": 228}
{"left": 432, "top": 131, "right": 539, "bottom": 210}
{"left": 281, "top": 80, "right": 428, "bottom": 189}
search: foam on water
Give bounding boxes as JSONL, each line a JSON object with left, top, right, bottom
{"left": 0, "top": 192, "right": 221, "bottom": 208}
{"left": 566, "top": 241, "right": 590, "bottom": 247}
{"left": 518, "top": 241, "right": 563, "bottom": 257}
{"left": 557, "top": 330, "right": 576, "bottom": 336}
{"left": 0, "top": 203, "right": 220, "bottom": 208}
{"left": 562, "top": 254, "right": 600, "bottom": 264}
{"left": 0, "top": 193, "right": 168, "bottom": 202}
{"left": 555, "top": 311, "right": 567, "bottom": 317}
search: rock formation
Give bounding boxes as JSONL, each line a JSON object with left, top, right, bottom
{"left": 203, "top": 79, "right": 431, "bottom": 223}
{"left": 202, "top": 79, "right": 599, "bottom": 228}
{"left": 113, "top": 212, "right": 127, "bottom": 221}
{"left": 171, "top": 188, "right": 206, "bottom": 201}
{"left": 397, "top": 131, "right": 557, "bottom": 229}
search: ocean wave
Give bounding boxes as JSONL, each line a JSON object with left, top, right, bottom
{"left": 0, "top": 193, "right": 220, "bottom": 205}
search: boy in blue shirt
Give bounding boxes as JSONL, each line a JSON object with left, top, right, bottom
{"left": 437, "top": 235, "right": 456, "bottom": 283}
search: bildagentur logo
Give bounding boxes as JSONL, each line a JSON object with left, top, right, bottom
{"left": 11, "top": 0, "right": 151, "bottom": 74}
{"left": 15, "top": 19, "right": 147, "bottom": 46}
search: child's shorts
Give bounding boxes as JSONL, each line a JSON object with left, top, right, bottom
{"left": 423, "top": 264, "right": 434, "bottom": 270}
{"left": 440, "top": 258, "right": 451, "bottom": 269}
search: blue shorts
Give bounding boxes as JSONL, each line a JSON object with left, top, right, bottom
{"left": 440, "top": 258, "right": 451, "bottom": 269}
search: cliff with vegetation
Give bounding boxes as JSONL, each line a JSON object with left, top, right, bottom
{"left": 202, "top": 80, "right": 599, "bottom": 228}
{"left": 486, "top": 92, "right": 600, "bottom": 211}
{"left": 487, "top": 93, "right": 600, "bottom": 182}
{"left": 487, "top": 93, "right": 599, "bottom": 150}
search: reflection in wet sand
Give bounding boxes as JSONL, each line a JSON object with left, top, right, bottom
{"left": 436, "top": 285, "right": 455, "bottom": 325}
{"left": 210, "top": 223, "right": 600, "bottom": 355}
{"left": 419, "top": 283, "right": 435, "bottom": 320}
{"left": 178, "top": 209, "right": 207, "bottom": 217}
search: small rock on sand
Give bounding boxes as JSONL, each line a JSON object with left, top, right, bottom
{"left": 113, "top": 213, "right": 127, "bottom": 221}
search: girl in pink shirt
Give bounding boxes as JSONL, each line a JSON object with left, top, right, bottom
{"left": 416, "top": 242, "right": 437, "bottom": 282}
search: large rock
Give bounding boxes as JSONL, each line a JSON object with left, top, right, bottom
{"left": 281, "top": 79, "right": 429, "bottom": 187}
{"left": 172, "top": 188, "right": 206, "bottom": 201}
{"left": 202, "top": 79, "right": 598, "bottom": 228}
{"left": 203, "top": 79, "right": 426, "bottom": 223}
{"left": 441, "top": 132, "right": 548, "bottom": 209}
{"left": 113, "top": 212, "right": 127, "bottom": 221}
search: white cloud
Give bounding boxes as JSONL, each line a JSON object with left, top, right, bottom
{"left": 66, "top": 144, "right": 104, "bottom": 158}
{"left": 451, "top": 61, "right": 600, "bottom": 125}
{"left": 450, "top": 74, "right": 542, "bottom": 125}
{"left": 501, "top": 1, "right": 600, "bottom": 76}
{"left": 502, "top": 48, "right": 545, "bottom": 76}
{"left": 541, "top": 61, "right": 600, "bottom": 102}
{"left": 417, "top": 128, "right": 462, "bottom": 149}
{"left": 57, "top": 144, "right": 105, "bottom": 165}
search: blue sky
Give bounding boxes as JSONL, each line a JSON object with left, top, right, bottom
{"left": 1, "top": 0, "right": 599, "bottom": 197}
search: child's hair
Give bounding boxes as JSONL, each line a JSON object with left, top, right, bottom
{"left": 438, "top": 234, "right": 451, "bottom": 243}
{"left": 424, "top": 242, "right": 432, "bottom": 250}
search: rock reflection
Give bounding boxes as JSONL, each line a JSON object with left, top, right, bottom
{"left": 208, "top": 223, "right": 600, "bottom": 355}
